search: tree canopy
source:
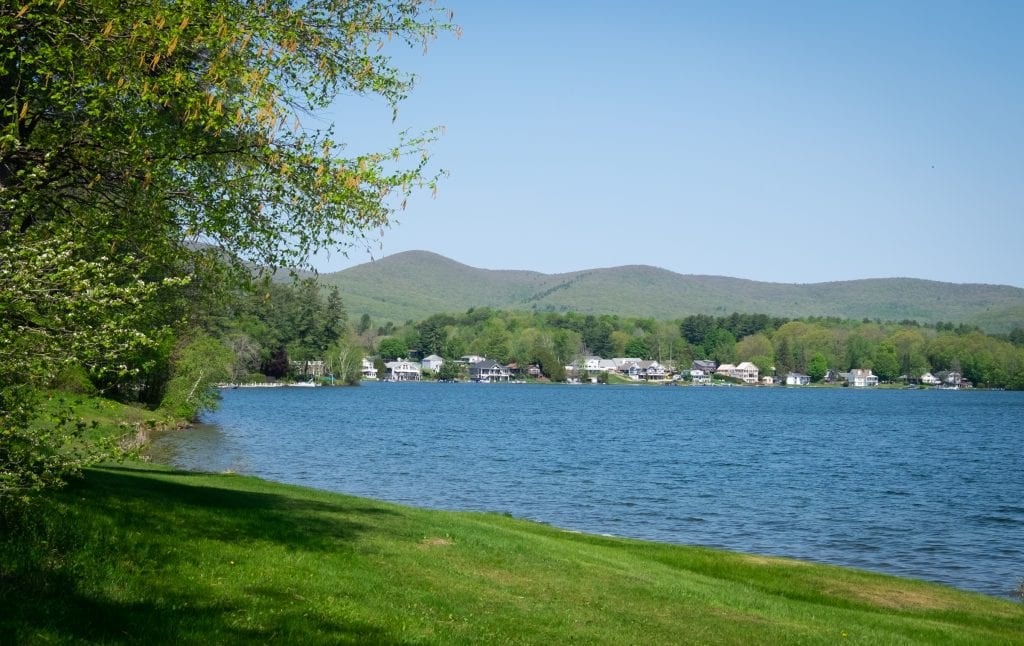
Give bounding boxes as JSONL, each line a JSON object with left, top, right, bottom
{"left": 1, "top": 0, "right": 454, "bottom": 498}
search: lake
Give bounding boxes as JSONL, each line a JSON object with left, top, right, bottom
{"left": 147, "top": 382, "right": 1024, "bottom": 599}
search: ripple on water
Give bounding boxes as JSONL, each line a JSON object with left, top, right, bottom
{"left": 148, "top": 384, "right": 1024, "bottom": 600}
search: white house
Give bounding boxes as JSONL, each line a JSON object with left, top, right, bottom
{"left": 716, "top": 362, "right": 759, "bottom": 384}
{"left": 849, "top": 368, "right": 879, "bottom": 387}
{"left": 421, "top": 354, "right": 444, "bottom": 372}
{"left": 920, "top": 372, "right": 940, "bottom": 386}
{"left": 733, "top": 362, "right": 760, "bottom": 384}
{"left": 460, "top": 354, "right": 486, "bottom": 365}
{"left": 685, "top": 369, "right": 710, "bottom": 384}
{"left": 786, "top": 372, "right": 811, "bottom": 386}
{"left": 384, "top": 359, "right": 421, "bottom": 381}
{"left": 361, "top": 358, "right": 378, "bottom": 380}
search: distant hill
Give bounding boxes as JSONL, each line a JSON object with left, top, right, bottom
{"left": 317, "top": 251, "right": 1024, "bottom": 332}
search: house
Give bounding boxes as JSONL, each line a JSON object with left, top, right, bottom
{"left": 469, "top": 359, "right": 511, "bottom": 382}
{"left": 935, "top": 370, "right": 963, "bottom": 386}
{"left": 526, "top": 363, "right": 543, "bottom": 378}
{"left": 291, "top": 359, "right": 326, "bottom": 378}
{"left": 361, "top": 358, "right": 378, "bottom": 380}
{"left": 733, "top": 362, "right": 760, "bottom": 384}
{"left": 848, "top": 368, "right": 878, "bottom": 387}
{"left": 920, "top": 372, "right": 940, "bottom": 386}
{"left": 639, "top": 360, "right": 667, "bottom": 381}
{"left": 384, "top": 359, "right": 421, "bottom": 381}
{"left": 612, "top": 358, "right": 643, "bottom": 372}
{"left": 716, "top": 362, "right": 759, "bottom": 384}
{"left": 460, "top": 355, "right": 486, "bottom": 365}
{"left": 685, "top": 369, "right": 710, "bottom": 384}
{"left": 421, "top": 354, "right": 444, "bottom": 372}
{"left": 824, "top": 369, "right": 841, "bottom": 384}
{"left": 692, "top": 359, "right": 718, "bottom": 374}
{"left": 786, "top": 372, "right": 811, "bottom": 386}
{"left": 714, "top": 363, "right": 735, "bottom": 377}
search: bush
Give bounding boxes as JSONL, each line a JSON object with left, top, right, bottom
{"left": 159, "top": 336, "right": 233, "bottom": 420}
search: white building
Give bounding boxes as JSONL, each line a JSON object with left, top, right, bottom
{"left": 786, "top": 372, "right": 811, "bottom": 386}
{"left": 361, "top": 358, "right": 378, "bottom": 380}
{"left": 384, "top": 359, "right": 421, "bottom": 381}
{"left": 849, "top": 368, "right": 879, "bottom": 387}
{"left": 716, "top": 362, "right": 760, "bottom": 384}
{"left": 920, "top": 372, "right": 940, "bottom": 386}
{"left": 421, "top": 354, "right": 444, "bottom": 372}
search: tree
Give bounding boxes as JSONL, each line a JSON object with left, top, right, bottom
{"left": 872, "top": 343, "right": 900, "bottom": 382}
{"left": 436, "top": 360, "right": 464, "bottom": 382}
{"left": 159, "top": 336, "right": 234, "bottom": 420}
{"left": 264, "top": 347, "right": 290, "bottom": 379}
{"left": 624, "top": 337, "right": 650, "bottom": 359}
{"left": 325, "top": 338, "right": 363, "bottom": 386}
{"left": 377, "top": 337, "right": 408, "bottom": 361}
{"left": 1, "top": 1, "right": 454, "bottom": 495}
{"left": 807, "top": 352, "right": 828, "bottom": 383}
{"left": 704, "top": 328, "right": 737, "bottom": 364}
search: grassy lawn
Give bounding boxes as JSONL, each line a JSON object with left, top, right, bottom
{"left": 2, "top": 460, "right": 1022, "bottom": 645}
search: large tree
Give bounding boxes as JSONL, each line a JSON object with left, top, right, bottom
{"left": 1, "top": 0, "right": 454, "bottom": 496}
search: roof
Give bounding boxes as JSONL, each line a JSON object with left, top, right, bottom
{"left": 470, "top": 359, "right": 503, "bottom": 370}
{"left": 422, "top": 354, "right": 443, "bottom": 361}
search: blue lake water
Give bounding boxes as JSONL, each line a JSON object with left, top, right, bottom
{"left": 148, "top": 382, "right": 1024, "bottom": 599}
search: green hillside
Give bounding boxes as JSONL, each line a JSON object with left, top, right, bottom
{"left": 318, "top": 251, "right": 1024, "bottom": 332}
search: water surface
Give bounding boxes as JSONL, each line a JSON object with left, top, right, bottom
{"left": 148, "top": 383, "right": 1024, "bottom": 599}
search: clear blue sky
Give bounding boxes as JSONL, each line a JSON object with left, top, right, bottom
{"left": 313, "top": 1, "right": 1024, "bottom": 287}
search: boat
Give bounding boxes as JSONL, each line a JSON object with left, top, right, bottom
{"left": 289, "top": 380, "right": 319, "bottom": 388}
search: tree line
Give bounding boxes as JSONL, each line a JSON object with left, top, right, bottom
{"left": 352, "top": 309, "right": 1024, "bottom": 389}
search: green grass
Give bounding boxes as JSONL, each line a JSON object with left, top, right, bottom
{"left": 2, "top": 461, "right": 1022, "bottom": 645}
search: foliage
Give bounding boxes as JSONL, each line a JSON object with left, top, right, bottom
{"left": 325, "top": 337, "right": 364, "bottom": 385}
{"left": 436, "top": 359, "right": 464, "bottom": 381}
{"left": 377, "top": 337, "right": 409, "bottom": 361}
{"left": 158, "top": 336, "right": 233, "bottom": 420}
{"left": 624, "top": 337, "right": 651, "bottom": 359}
{"left": 0, "top": 232, "right": 185, "bottom": 497}
{"left": 1, "top": 0, "right": 454, "bottom": 495}
{"left": 353, "top": 308, "right": 1024, "bottom": 390}
{"left": 807, "top": 352, "right": 829, "bottom": 383}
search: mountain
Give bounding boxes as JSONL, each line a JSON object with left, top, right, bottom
{"left": 317, "top": 251, "right": 1024, "bottom": 332}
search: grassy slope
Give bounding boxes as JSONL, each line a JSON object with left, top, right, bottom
{"left": 2, "top": 461, "right": 1022, "bottom": 645}
{"left": 318, "top": 251, "right": 1024, "bottom": 331}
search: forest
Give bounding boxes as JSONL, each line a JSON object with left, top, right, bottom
{"left": 206, "top": 281, "right": 1024, "bottom": 390}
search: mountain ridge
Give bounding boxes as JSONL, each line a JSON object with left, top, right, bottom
{"left": 316, "top": 250, "right": 1024, "bottom": 332}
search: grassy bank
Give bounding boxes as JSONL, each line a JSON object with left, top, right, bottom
{"left": 2, "top": 461, "right": 1021, "bottom": 645}
{"left": 3, "top": 396, "right": 1022, "bottom": 644}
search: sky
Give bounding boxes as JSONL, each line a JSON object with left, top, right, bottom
{"left": 312, "top": 1, "right": 1024, "bottom": 287}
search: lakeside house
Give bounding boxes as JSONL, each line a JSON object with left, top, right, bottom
{"left": 361, "top": 358, "right": 378, "bottom": 380}
{"left": 692, "top": 359, "right": 718, "bottom": 374}
{"left": 682, "top": 369, "right": 710, "bottom": 384}
{"left": 716, "top": 362, "right": 760, "bottom": 384}
{"left": 421, "top": 354, "right": 444, "bottom": 372}
{"left": 920, "top": 372, "right": 940, "bottom": 386}
{"left": 786, "top": 372, "right": 811, "bottom": 386}
{"left": 848, "top": 369, "right": 879, "bottom": 387}
{"left": 469, "top": 359, "right": 511, "bottom": 382}
{"left": 459, "top": 354, "right": 487, "bottom": 365}
{"left": 291, "top": 359, "right": 326, "bottom": 379}
{"left": 385, "top": 359, "right": 421, "bottom": 381}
